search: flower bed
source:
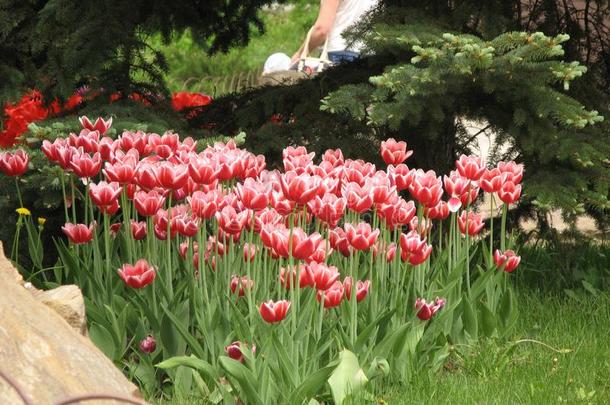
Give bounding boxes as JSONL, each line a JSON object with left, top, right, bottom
{"left": 1, "top": 117, "right": 524, "bottom": 403}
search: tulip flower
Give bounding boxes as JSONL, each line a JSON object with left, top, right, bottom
{"left": 425, "top": 201, "right": 449, "bottom": 220}
{"left": 89, "top": 181, "right": 122, "bottom": 211}
{"left": 345, "top": 222, "right": 380, "bottom": 251}
{"left": 0, "top": 150, "right": 29, "bottom": 176}
{"left": 415, "top": 297, "right": 445, "bottom": 320}
{"left": 480, "top": 168, "right": 503, "bottom": 193}
{"left": 456, "top": 155, "right": 485, "bottom": 181}
{"left": 386, "top": 242, "right": 397, "bottom": 263}
{"left": 69, "top": 129, "right": 101, "bottom": 154}
{"left": 259, "top": 300, "right": 291, "bottom": 323}
{"left": 493, "top": 249, "right": 521, "bottom": 273}
{"left": 409, "top": 169, "right": 443, "bottom": 207}
{"left": 400, "top": 231, "right": 433, "bottom": 265}
{"left": 459, "top": 184, "right": 480, "bottom": 206}
{"left": 188, "top": 189, "right": 224, "bottom": 219}
{"left": 366, "top": 171, "right": 396, "bottom": 204}
{"left": 117, "top": 130, "right": 147, "bottom": 155}
{"left": 139, "top": 335, "right": 156, "bottom": 354}
{"left": 243, "top": 243, "right": 257, "bottom": 262}
{"left": 103, "top": 156, "right": 137, "bottom": 184}
{"left": 279, "top": 264, "right": 315, "bottom": 289}
{"left": 316, "top": 281, "right": 344, "bottom": 308}
{"left": 322, "top": 148, "right": 344, "bottom": 167}
{"left": 157, "top": 163, "right": 189, "bottom": 190}
{"left": 387, "top": 164, "right": 414, "bottom": 191}
{"left": 381, "top": 138, "right": 412, "bottom": 166}
{"left": 308, "top": 194, "right": 346, "bottom": 227}
{"left": 343, "top": 277, "right": 370, "bottom": 303}
{"left": 458, "top": 211, "right": 485, "bottom": 236}
{"left": 79, "top": 116, "right": 113, "bottom": 135}
{"left": 135, "top": 162, "right": 159, "bottom": 190}
{"left": 173, "top": 215, "right": 199, "bottom": 238}
{"left": 216, "top": 206, "right": 250, "bottom": 235}
{"left": 497, "top": 181, "right": 522, "bottom": 205}
{"left": 69, "top": 150, "right": 102, "bottom": 178}
{"left": 378, "top": 198, "right": 416, "bottom": 229}
{"left": 342, "top": 182, "right": 374, "bottom": 213}
{"left": 62, "top": 222, "right": 95, "bottom": 244}
{"left": 188, "top": 155, "right": 218, "bottom": 185}
{"left": 224, "top": 341, "right": 255, "bottom": 363}
{"left": 236, "top": 178, "right": 269, "bottom": 210}
{"left": 443, "top": 170, "right": 470, "bottom": 198}
{"left": 329, "top": 226, "right": 353, "bottom": 257}
{"left": 230, "top": 275, "right": 254, "bottom": 297}
{"left": 118, "top": 259, "right": 156, "bottom": 288}
{"left": 343, "top": 159, "right": 375, "bottom": 186}
{"left": 134, "top": 190, "right": 166, "bottom": 217}
{"left": 279, "top": 171, "right": 322, "bottom": 205}
{"left": 271, "top": 227, "right": 322, "bottom": 261}
{"left": 497, "top": 161, "right": 524, "bottom": 184}
{"left": 131, "top": 220, "right": 147, "bottom": 240}
{"left": 308, "top": 262, "right": 341, "bottom": 290}
{"left": 283, "top": 150, "right": 315, "bottom": 174}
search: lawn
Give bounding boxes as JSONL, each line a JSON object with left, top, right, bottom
{"left": 381, "top": 290, "right": 610, "bottom": 404}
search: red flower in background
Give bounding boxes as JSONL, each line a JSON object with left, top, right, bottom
{"left": 171, "top": 91, "right": 212, "bottom": 112}
{"left": 1, "top": 89, "right": 211, "bottom": 148}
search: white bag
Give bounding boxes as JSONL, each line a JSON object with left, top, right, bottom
{"left": 296, "top": 27, "right": 333, "bottom": 75}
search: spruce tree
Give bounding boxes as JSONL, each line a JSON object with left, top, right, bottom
{"left": 194, "top": 1, "right": 609, "bottom": 231}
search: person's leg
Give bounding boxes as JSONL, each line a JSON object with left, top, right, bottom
{"left": 328, "top": 50, "right": 360, "bottom": 64}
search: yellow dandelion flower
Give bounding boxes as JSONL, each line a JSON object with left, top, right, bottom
{"left": 38, "top": 217, "right": 47, "bottom": 226}
{"left": 16, "top": 207, "right": 31, "bottom": 216}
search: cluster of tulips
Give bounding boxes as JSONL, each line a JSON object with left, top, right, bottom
{"left": 3, "top": 116, "right": 523, "bottom": 403}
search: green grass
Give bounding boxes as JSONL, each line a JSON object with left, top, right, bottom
{"left": 381, "top": 291, "right": 610, "bottom": 404}
{"left": 149, "top": 1, "right": 318, "bottom": 95}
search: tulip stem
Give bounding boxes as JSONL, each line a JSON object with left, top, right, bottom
{"left": 14, "top": 177, "right": 23, "bottom": 208}
{"left": 121, "top": 188, "right": 133, "bottom": 262}
{"left": 489, "top": 194, "right": 495, "bottom": 260}
{"left": 70, "top": 176, "right": 77, "bottom": 223}
{"left": 60, "top": 174, "right": 69, "bottom": 222}
{"left": 166, "top": 195, "right": 173, "bottom": 298}
{"left": 349, "top": 250, "right": 357, "bottom": 348}
{"left": 501, "top": 203, "right": 507, "bottom": 251}
{"left": 246, "top": 211, "right": 255, "bottom": 341}
{"left": 103, "top": 213, "right": 111, "bottom": 286}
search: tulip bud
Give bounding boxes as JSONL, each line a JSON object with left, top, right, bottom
{"left": 139, "top": 335, "right": 156, "bottom": 353}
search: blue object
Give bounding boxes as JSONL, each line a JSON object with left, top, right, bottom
{"left": 328, "top": 50, "right": 360, "bottom": 64}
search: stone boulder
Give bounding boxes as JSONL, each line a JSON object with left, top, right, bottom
{"left": 0, "top": 245, "right": 146, "bottom": 404}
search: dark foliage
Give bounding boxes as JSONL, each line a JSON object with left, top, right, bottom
{"left": 0, "top": 0, "right": 284, "bottom": 103}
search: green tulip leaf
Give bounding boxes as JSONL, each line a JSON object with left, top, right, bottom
{"left": 462, "top": 298, "right": 478, "bottom": 341}
{"left": 288, "top": 361, "right": 338, "bottom": 404}
{"left": 161, "top": 304, "right": 205, "bottom": 358}
{"left": 89, "top": 322, "right": 116, "bottom": 360}
{"left": 328, "top": 349, "right": 369, "bottom": 405}
{"left": 480, "top": 303, "right": 497, "bottom": 337}
{"left": 219, "top": 357, "right": 264, "bottom": 405}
